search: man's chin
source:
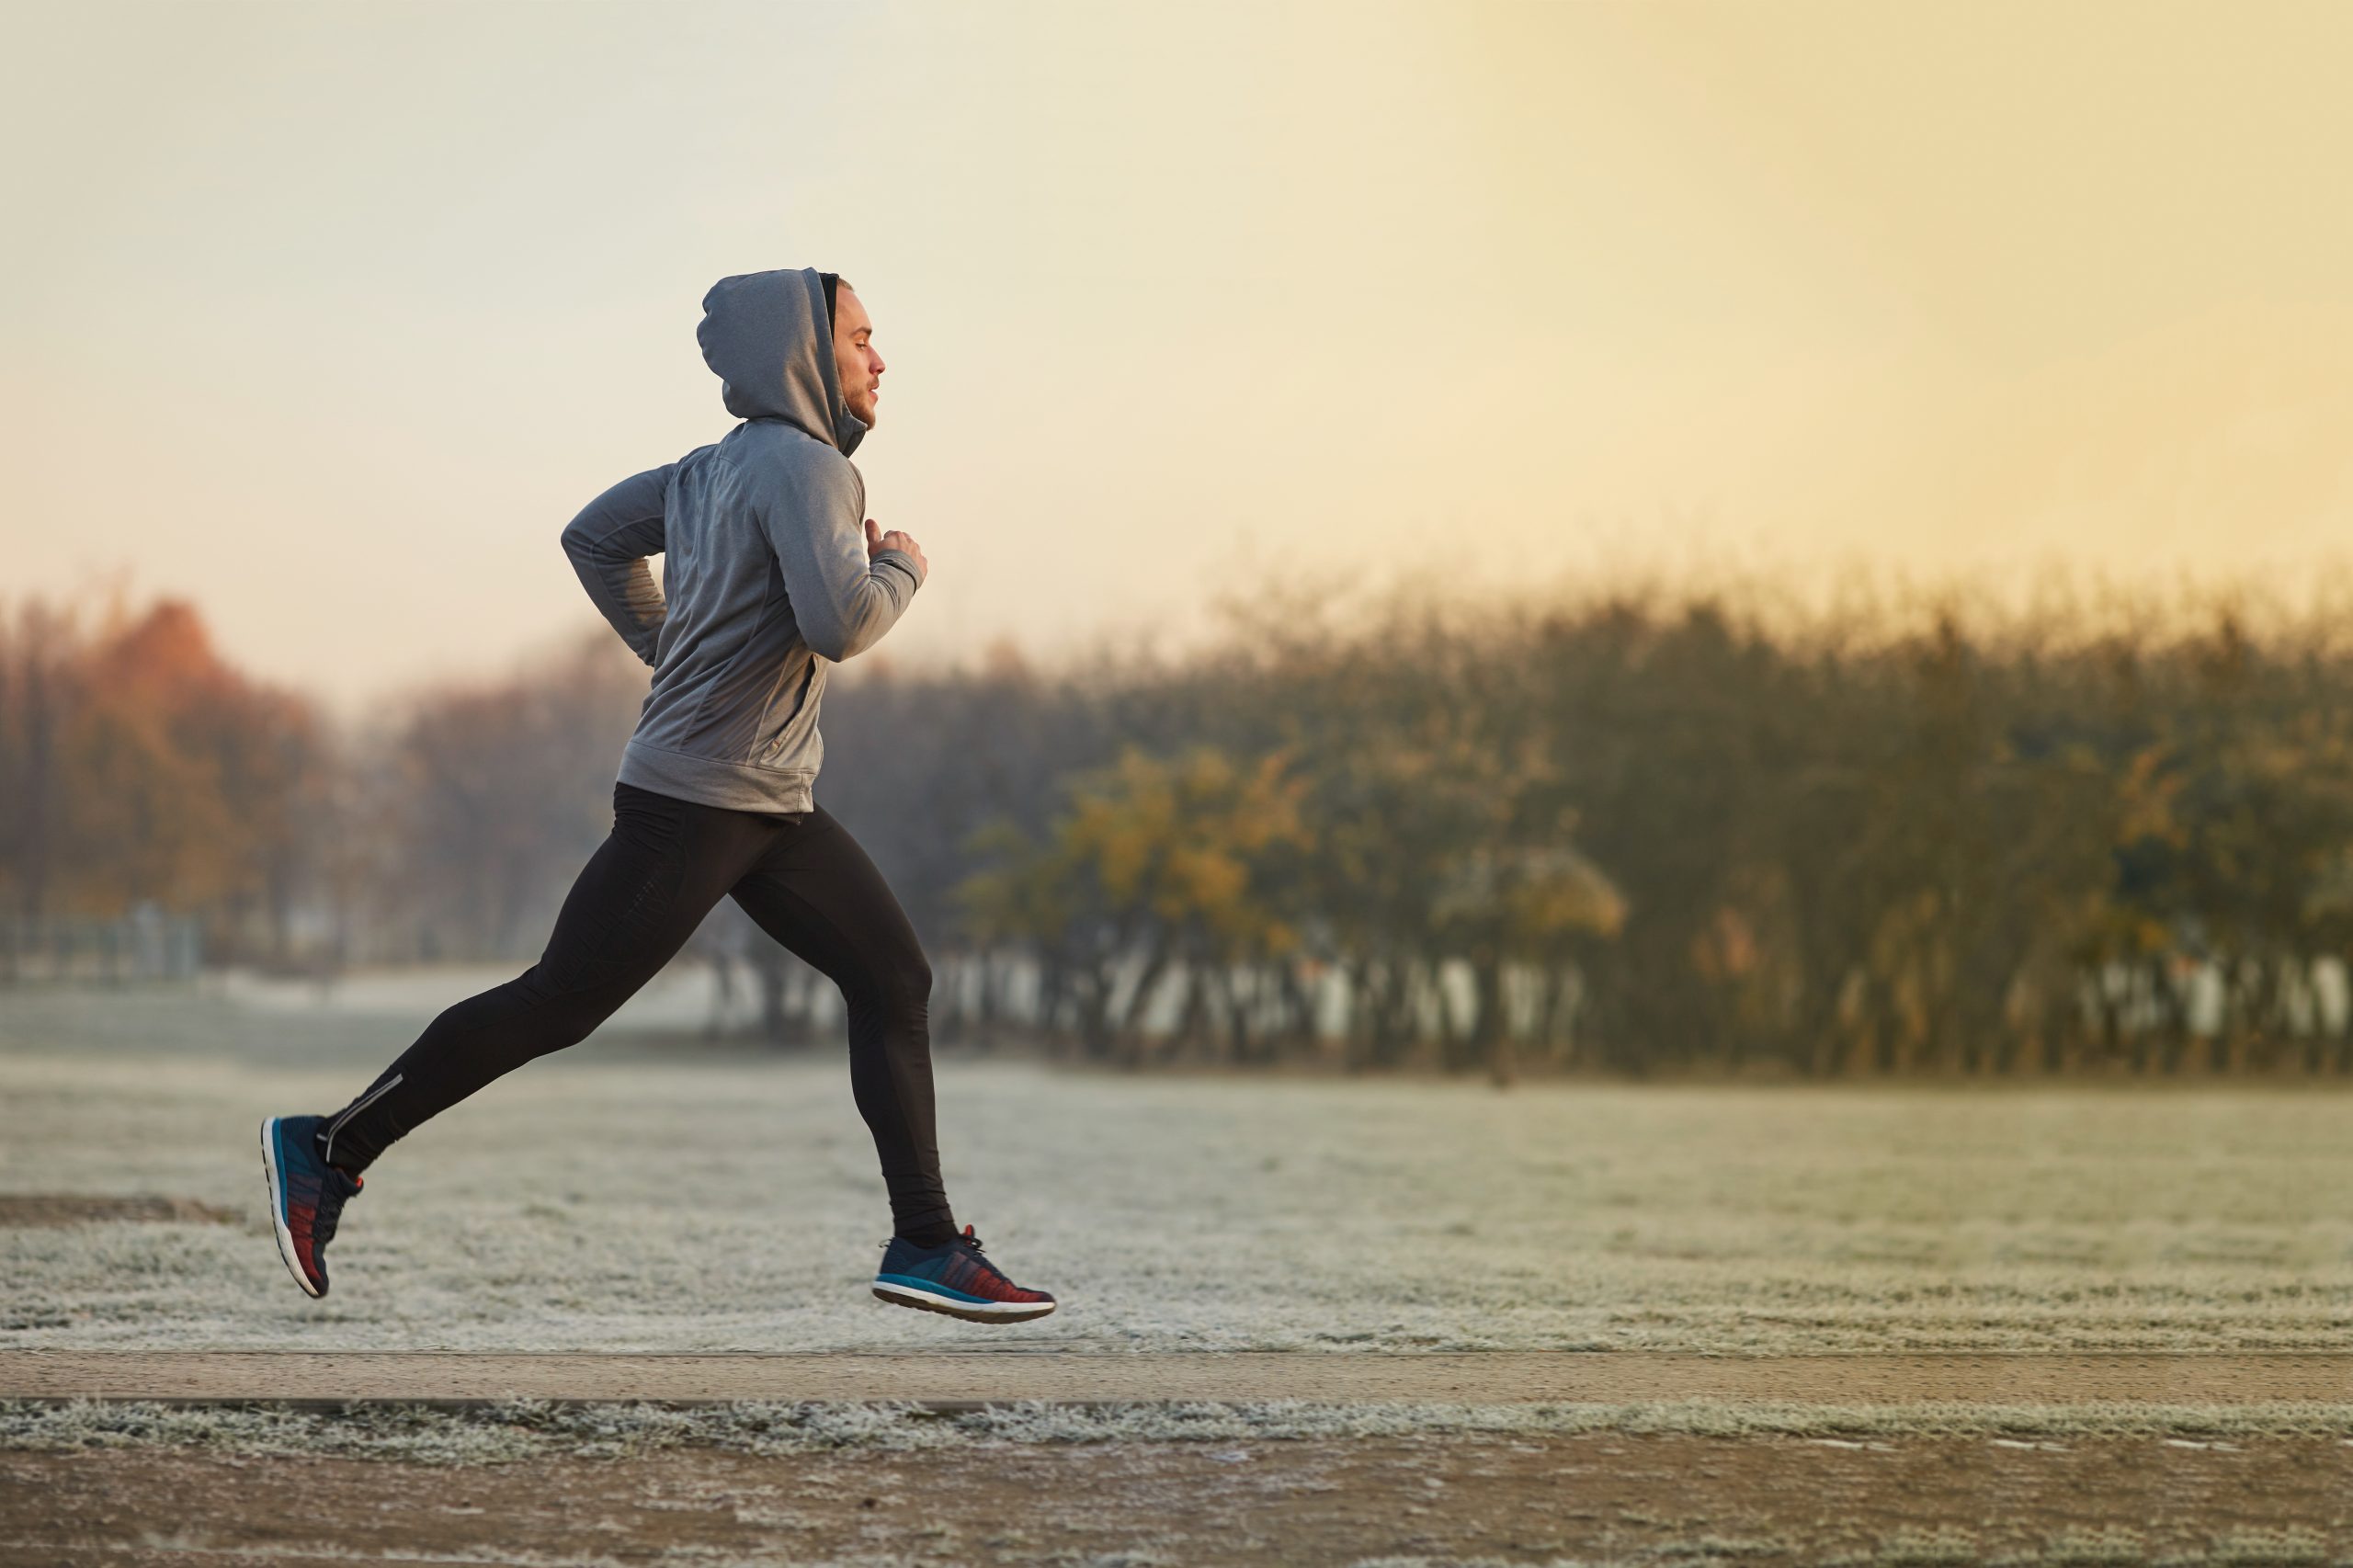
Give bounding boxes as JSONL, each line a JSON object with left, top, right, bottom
{"left": 853, "top": 401, "right": 879, "bottom": 427}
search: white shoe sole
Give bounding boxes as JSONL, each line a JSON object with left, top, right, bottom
{"left": 258, "top": 1118, "right": 324, "bottom": 1300}
{"left": 872, "top": 1279, "right": 1057, "bottom": 1324}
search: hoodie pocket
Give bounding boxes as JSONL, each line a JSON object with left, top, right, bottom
{"left": 754, "top": 660, "right": 823, "bottom": 768}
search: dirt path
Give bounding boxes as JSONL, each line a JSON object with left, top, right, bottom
{"left": 6, "top": 1435, "right": 2350, "bottom": 1565}
{"left": 6, "top": 1350, "right": 2348, "bottom": 1407}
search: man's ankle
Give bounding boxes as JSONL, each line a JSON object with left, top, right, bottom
{"left": 895, "top": 1220, "right": 959, "bottom": 1249}
{"left": 311, "top": 1126, "right": 364, "bottom": 1178}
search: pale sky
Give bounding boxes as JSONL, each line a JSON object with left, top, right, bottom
{"left": 6, "top": 0, "right": 2352, "bottom": 722}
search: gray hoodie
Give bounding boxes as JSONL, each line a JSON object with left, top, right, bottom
{"left": 559, "top": 267, "right": 925, "bottom": 815}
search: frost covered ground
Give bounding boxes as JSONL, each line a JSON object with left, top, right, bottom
{"left": 1, "top": 983, "right": 2348, "bottom": 1356}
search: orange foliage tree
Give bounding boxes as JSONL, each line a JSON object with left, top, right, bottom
{"left": 0, "top": 593, "right": 327, "bottom": 960}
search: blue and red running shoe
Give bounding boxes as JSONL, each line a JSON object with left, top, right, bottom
{"left": 259, "top": 1114, "right": 364, "bottom": 1299}
{"left": 872, "top": 1223, "right": 1057, "bottom": 1323}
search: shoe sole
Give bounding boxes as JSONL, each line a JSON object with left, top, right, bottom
{"left": 258, "top": 1118, "right": 324, "bottom": 1300}
{"left": 872, "top": 1279, "right": 1057, "bottom": 1323}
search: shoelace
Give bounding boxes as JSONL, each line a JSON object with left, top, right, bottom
{"left": 879, "top": 1224, "right": 987, "bottom": 1254}
{"left": 310, "top": 1168, "right": 363, "bottom": 1244}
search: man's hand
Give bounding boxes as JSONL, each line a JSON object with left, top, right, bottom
{"left": 864, "top": 518, "right": 928, "bottom": 580}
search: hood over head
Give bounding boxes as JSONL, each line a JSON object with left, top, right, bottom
{"left": 697, "top": 267, "right": 868, "bottom": 457}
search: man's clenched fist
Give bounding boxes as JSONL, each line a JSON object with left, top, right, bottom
{"left": 864, "top": 518, "right": 928, "bottom": 580}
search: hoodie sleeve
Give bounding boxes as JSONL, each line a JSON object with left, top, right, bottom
{"left": 751, "top": 450, "right": 923, "bottom": 663}
{"left": 560, "top": 463, "right": 676, "bottom": 668}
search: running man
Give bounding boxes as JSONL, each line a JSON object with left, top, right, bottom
{"left": 260, "top": 267, "right": 1056, "bottom": 1324}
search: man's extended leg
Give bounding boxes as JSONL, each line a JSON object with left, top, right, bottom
{"left": 313, "top": 784, "right": 778, "bottom": 1175}
{"left": 727, "top": 805, "right": 955, "bottom": 1244}
{"left": 265, "top": 784, "right": 782, "bottom": 1296}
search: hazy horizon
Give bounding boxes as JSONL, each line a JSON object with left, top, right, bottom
{"left": 8, "top": 0, "right": 2353, "bottom": 725}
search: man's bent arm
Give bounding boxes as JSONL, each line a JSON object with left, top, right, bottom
{"left": 560, "top": 463, "right": 676, "bottom": 667}
{"left": 756, "top": 456, "right": 923, "bottom": 662}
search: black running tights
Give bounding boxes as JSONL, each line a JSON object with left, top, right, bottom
{"left": 314, "top": 781, "right": 955, "bottom": 1241}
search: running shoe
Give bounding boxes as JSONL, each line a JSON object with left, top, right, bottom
{"left": 872, "top": 1223, "right": 1057, "bottom": 1323}
{"left": 259, "top": 1114, "right": 364, "bottom": 1299}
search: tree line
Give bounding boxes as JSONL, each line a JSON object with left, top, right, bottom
{"left": 8, "top": 577, "right": 2353, "bottom": 1078}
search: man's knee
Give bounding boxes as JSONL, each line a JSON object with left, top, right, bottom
{"left": 847, "top": 948, "right": 931, "bottom": 1022}
{"left": 510, "top": 961, "right": 650, "bottom": 1054}
{"left": 883, "top": 949, "right": 932, "bottom": 1014}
